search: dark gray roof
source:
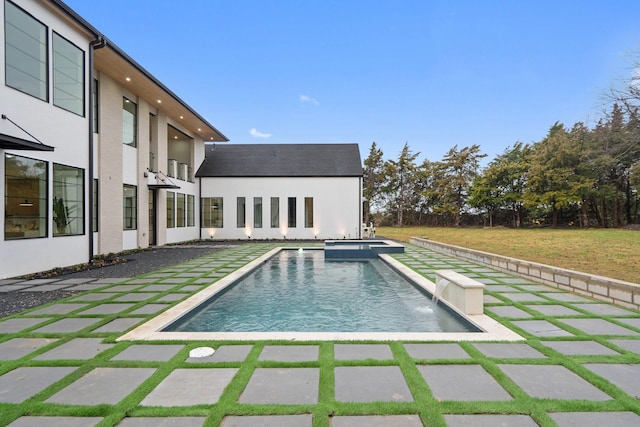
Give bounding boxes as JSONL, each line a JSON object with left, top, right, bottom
{"left": 196, "top": 144, "right": 362, "bottom": 177}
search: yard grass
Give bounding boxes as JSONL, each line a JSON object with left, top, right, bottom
{"left": 377, "top": 227, "right": 640, "bottom": 284}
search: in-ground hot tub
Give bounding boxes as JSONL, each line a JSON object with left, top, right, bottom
{"left": 324, "top": 239, "right": 404, "bottom": 259}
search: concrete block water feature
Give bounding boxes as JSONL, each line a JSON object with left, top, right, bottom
{"left": 433, "top": 270, "right": 485, "bottom": 315}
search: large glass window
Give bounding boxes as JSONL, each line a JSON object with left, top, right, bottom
{"left": 123, "top": 97, "right": 137, "bottom": 147}
{"left": 187, "top": 194, "right": 194, "bottom": 227}
{"left": 166, "top": 191, "right": 175, "bottom": 228}
{"left": 254, "top": 197, "right": 262, "bottom": 228}
{"left": 53, "top": 32, "right": 84, "bottom": 115}
{"left": 288, "top": 197, "right": 296, "bottom": 228}
{"left": 92, "top": 179, "right": 98, "bottom": 232}
{"left": 4, "top": 0, "right": 47, "bottom": 100}
{"left": 123, "top": 185, "right": 137, "bottom": 230}
{"left": 202, "top": 197, "right": 222, "bottom": 227}
{"left": 92, "top": 79, "right": 99, "bottom": 133}
{"left": 4, "top": 154, "right": 47, "bottom": 239}
{"left": 177, "top": 193, "right": 185, "bottom": 227}
{"left": 52, "top": 163, "right": 84, "bottom": 236}
{"left": 304, "top": 197, "right": 313, "bottom": 228}
{"left": 237, "top": 197, "right": 245, "bottom": 228}
{"left": 270, "top": 197, "right": 279, "bottom": 228}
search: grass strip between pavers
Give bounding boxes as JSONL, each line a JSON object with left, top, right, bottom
{"left": 1, "top": 242, "right": 640, "bottom": 426}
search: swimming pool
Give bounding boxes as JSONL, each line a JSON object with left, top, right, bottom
{"left": 119, "top": 246, "right": 524, "bottom": 342}
{"left": 164, "top": 249, "right": 477, "bottom": 333}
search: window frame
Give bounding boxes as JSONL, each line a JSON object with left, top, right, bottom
{"left": 52, "top": 31, "right": 84, "bottom": 116}
{"left": 122, "top": 97, "right": 137, "bottom": 147}
{"left": 52, "top": 162, "right": 85, "bottom": 237}
{"left": 4, "top": 0, "right": 48, "bottom": 101}
{"left": 4, "top": 153, "right": 48, "bottom": 240}
{"left": 202, "top": 197, "right": 223, "bottom": 228}
{"left": 270, "top": 197, "right": 279, "bottom": 228}
{"left": 123, "top": 184, "right": 137, "bottom": 230}
{"left": 166, "top": 191, "right": 175, "bottom": 228}
{"left": 253, "top": 197, "right": 262, "bottom": 228}
{"left": 236, "top": 197, "right": 245, "bottom": 228}
{"left": 304, "top": 197, "right": 313, "bottom": 228}
{"left": 288, "top": 197, "right": 296, "bottom": 228}
{"left": 187, "top": 194, "right": 194, "bottom": 227}
{"left": 177, "top": 193, "right": 185, "bottom": 227}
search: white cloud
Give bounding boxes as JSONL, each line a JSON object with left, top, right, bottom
{"left": 300, "top": 94, "right": 319, "bottom": 105}
{"left": 249, "top": 128, "right": 271, "bottom": 138}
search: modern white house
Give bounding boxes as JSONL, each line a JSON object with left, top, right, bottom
{"left": 197, "top": 144, "right": 363, "bottom": 241}
{"left": 1, "top": 0, "right": 227, "bottom": 278}
{"left": 1, "top": 1, "right": 363, "bottom": 279}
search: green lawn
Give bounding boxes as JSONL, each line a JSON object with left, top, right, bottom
{"left": 377, "top": 227, "right": 640, "bottom": 284}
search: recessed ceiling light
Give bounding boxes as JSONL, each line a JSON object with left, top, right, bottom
{"left": 179, "top": 115, "right": 184, "bottom": 119}
{"left": 157, "top": 99, "right": 162, "bottom": 104}
{"left": 174, "top": 136, "right": 178, "bottom": 139}
{"left": 197, "top": 128, "right": 202, "bottom": 131}
{"left": 125, "top": 77, "right": 131, "bottom": 82}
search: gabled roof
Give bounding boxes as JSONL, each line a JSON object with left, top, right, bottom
{"left": 196, "top": 144, "right": 363, "bottom": 178}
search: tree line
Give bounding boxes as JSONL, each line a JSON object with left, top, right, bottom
{"left": 363, "top": 60, "right": 640, "bottom": 228}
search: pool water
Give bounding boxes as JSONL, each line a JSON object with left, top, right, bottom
{"left": 165, "top": 249, "right": 477, "bottom": 333}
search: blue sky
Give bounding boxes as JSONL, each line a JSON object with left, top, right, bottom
{"left": 64, "top": 0, "right": 640, "bottom": 164}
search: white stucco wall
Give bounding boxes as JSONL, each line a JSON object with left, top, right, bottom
{"left": 200, "top": 176, "right": 362, "bottom": 240}
{"left": 1, "top": 0, "right": 93, "bottom": 278}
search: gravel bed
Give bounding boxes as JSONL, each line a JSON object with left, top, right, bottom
{"left": 0, "top": 244, "right": 232, "bottom": 318}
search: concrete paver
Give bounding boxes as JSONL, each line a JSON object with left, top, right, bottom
{"left": 116, "top": 418, "right": 205, "bottom": 427}
{"left": 221, "top": 415, "right": 312, "bottom": 427}
{"left": 526, "top": 304, "right": 582, "bottom": 316}
{"left": 7, "top": 416, "right": 103, "bottom": 427}
{"left": 239, "top": 368, "right": 319, "bottom": 404}
{"left": 334, "top": 344, "right": 393, "bottom": 360}
{"left": 140, "top": 368, "right": 237, "bottom": 406}
{"left": 558, "top": 318, "right": 639, "bottom": 336}
{"left": 79, "top": 303, "right": 135, "bottom": 315}
{"left": 498, "top": 364, "right": 611, "bottom": 400}
{"left": 471, "top": 343, "right": 546, "bottom": 359}
{"left": 583, "top": 363, "right": 640, "bottom": 396}
{"left": 335, "top": 366, "right": 413, "bottom": 402}
{"left": 609, "top": 339, "right": 640, "bottom": 354}
{"left": 331, "top": 415, "right": 423, "bottom": 426}
{"left": 0, "top": 317, "right": 52, "bottom": 333}
{"left": 486, "top": 306, "right": 533, "bottom": 318}
{"left": 111, "top": 344, "right": 184, "bottom": 362}
{"left": 33, "top": 318, "right": 101, "bottom": 333}
{"left": 91, "top": 318, "right": 142, "bottom": 333}
{"left": 549, "top": 411, "right": 640, "bottom": 427}
{"left": 259, "top": 345, "right": 318, "bottom": 362}
{"left": 34, "top": 338, "right": 114, "bottom": 360}
{"left": 0, "top": 337, "right": 57, "bottom": 360}
{"left": 404, "top": 343, "right": 470, "bottom": 359}
{"left": 418, "top": 364, "right": 512, "bottom": 401}
{"left": 443, "top": 414, "right": 539, "bottom": 426}
{"left": 46, "top": 368, "right": 156, "bottom": 405}
{"left": 28, "top": 303, "right": 88, "bottom": 315}
{"left": 511, "top": 320, "right": 574, "bottom": 337}
{"left": 0, "top": 367, "right": 76, "bottom": 403}
{"left": 541, "top": 340, "right": 620, "bottom": 356}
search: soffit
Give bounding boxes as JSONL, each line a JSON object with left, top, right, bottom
{"left": 94, "top": 47, "right": 227, "bottom": 143}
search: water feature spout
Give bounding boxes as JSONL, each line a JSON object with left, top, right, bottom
{"left": 431, "top": 277, "right": 450, "bottom": 308}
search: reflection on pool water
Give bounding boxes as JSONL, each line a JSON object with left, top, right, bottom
{"left": 165, "top": 249, "right": 478, "bottom": 333}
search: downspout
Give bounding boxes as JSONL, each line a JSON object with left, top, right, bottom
{"left": 88, "top": 36, "right": 106, "bottom": 263}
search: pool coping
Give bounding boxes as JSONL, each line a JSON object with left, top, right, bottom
{"left": 117, "top": 247, "right": 523, "bottom": 342}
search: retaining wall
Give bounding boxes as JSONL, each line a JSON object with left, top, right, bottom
{"left": 410, "top": 237, "right": 640, "bottom": 310}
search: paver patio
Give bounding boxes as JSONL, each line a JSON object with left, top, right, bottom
{"left": 0, "top": 242, "right": 639, "bottom": 426}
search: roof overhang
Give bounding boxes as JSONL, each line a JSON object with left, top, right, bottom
{"left": 0, "top": 133, "right": 54, "bottom": 151}
{"left": 148, "top": 183, "right": 180, "bottom": 189}
{"left": 94, "top": 46, "right": 228, "bottom": 143}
